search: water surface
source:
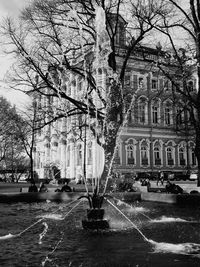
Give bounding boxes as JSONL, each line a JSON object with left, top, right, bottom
{"left": 0, "top": 200, "right": 200, "bottom": 266}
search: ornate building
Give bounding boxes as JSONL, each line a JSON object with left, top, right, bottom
{"left": 33, "top": 14, "right": 198, "bottom": 181}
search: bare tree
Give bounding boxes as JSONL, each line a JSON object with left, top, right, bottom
{"left": 1, "top": 0, "right": 170, "bottom": 187}
{"left": 0, "top": 96, "right": 28, "bottom": 181}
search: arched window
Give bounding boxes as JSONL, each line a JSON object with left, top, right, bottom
{"left": 189, "top": 143, "right": 197, "bottom": 166}
{"left": 191, "top": 148, "right": 196, "bottom": 166}
{"left": 125, "top": 139, "right": 136, "bottom": 165}
{"left": 179, "top": 147, "right": 186, "bottom": 166}
{"left": 141, "top": 146, "right": 148, "bottom": 166}
{"left": 138, "top": 97, "right": 147, "bottom": 124}
{"left": 152, "top": 105, "right": 159, "bottom": 124}
{"left": 166, "top": 147, "right": 174, "bottom": 166}
{"left": 138, "top": 102, "right": 146, "bottom": 123}
{"left": 127, "top": 144, "right": 134, "bottom": 164}
{"left": 77, "top": 144, "right": 82, "bottom": 166}
{"left": 154, "top": 146, "right": 161, "bottom": 165}
{"left": 164, "top": 102, "right": 172, "bottom": 125}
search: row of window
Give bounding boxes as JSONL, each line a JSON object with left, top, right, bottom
{"left": 115, "top": 141, "right": 196, "bottom": 167}
{"left": 130, "top": 97, "right": 189, "bottom": 126}
{"left": 64, "top": 140, "right": 196, "bottom": 168}
{"left": 125, "top": 74, "right": 196, "bottom": 93}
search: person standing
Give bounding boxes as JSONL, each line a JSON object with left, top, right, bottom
{"left": 157, "top": 171, "right": 164, "bottom": 186}
{"left": 39, "top": 182, "right": 48, "bottom": 192}
{"left": 28, "top": 181, "right": 38, "bottom": 192}
{"left": 160, "top": 171, "right": 164, "bottom": 185}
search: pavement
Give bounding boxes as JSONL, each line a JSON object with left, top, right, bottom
{"left": 0, "top": 181, "right": 92, "bottom": 193}
{"left": 134, "top": 180, "right": 200, "bottom": 194}
{"left": 0, "top": 180, "right": 199, "bottom": 194}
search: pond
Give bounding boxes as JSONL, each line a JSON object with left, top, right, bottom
{"left": 0, "top": 198, "right": 200, "bottom": 266}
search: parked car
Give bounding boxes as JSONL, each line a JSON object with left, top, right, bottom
{"left": 163, "top": 171, "right": 175, "bottom": 181}
{"left": 137, "top": 172, "right": 151, "bottom": 180}
{"left": 189, "top": 172, "right": 198, "bottom": 181}
{"left": 148, "top": 172, "right": 160, "bottom": 181}
{"left": 164, "top": 171, "right": 189, "bottom": 181}
{"left": 173, "top": 172, "right": 189, "bottom": 181}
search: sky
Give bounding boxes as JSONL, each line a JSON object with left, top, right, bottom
{"left": 0, "top": 0, "right": 30, "bottom": 109}
{"left": 0, "top": 0, "right": 190, "bottom": 109}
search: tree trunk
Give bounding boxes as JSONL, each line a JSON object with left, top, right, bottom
{"left": 100, "top": 80, "right": 123, "bottom": 192}
{"left": 30, "top": 155, "right": 34, "bottom": 181}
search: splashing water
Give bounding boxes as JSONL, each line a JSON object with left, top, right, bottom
{"left": 106, "top": 197, "right": 200, "bottom": 258}
{"left": 113, "top": 197, "right": 151, "bottom": 219}
{"left": 106, "top": 198, "right": 149, "bottom": 242}
{"left": 42, "top": 232, "right": 64, "bottom": 267}
{"left": 149, "top": 239, "right": 200, "bottom": 257}
{"left": 0, "top": 233, "right": 19, "bottom": 240}
{"left": 151, "top": 216, "right": 197, "bottom": 223}
{"left": 0, "top": 198, "right": 81, "bottom": 241}
{"left": 37, "top": 214, "right": 64, "bottom": 221}
{"left": 39, "top": 222, "right": 48, "bottom": 244}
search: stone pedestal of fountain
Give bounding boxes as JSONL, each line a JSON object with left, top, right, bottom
{"left": 82, "top": 208, "right": 109, "bottom": 230}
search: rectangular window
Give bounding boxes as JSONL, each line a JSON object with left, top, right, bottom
{"left": 192, "top": 151, "right": 196, "bottom": 165}
{"left": 125, "top": 75, "right": 131, "bottom": 86}
{"left": 164, "top": 80, "right": 169, "bottom": 91}
{"left": 139, "top": 104, "right": 145, "bottom": 123}
{"left": 152, "top": 106, "right": 158, "bottom": 124}
{"left": 133, "top": 75, "right": 138, "bottom": 91}
{"left": 138, "top": 77, "right": 144, "bottom": 90}
{"left": 152, "top": 79, "right": 157, "bottom": 90}
{"left": 165, "top": 107, "right": 171, "bottom": 125}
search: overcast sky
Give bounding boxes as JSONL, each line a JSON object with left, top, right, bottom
{"left": 0, "top": 0, "right": 30, "bottom": 108}
{"left": 0, "top": 0, "right": 190, "bottom": 108}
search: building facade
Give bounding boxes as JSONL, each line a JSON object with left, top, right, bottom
{"left": 33, "top": 15, "right": 198, "bottom": 181}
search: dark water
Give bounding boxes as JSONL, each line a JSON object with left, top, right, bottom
{"left": 0, "top": 199, "right": 200, "bottom": 267}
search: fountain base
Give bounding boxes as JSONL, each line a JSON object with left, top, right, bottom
{"left": 82, "top": 208, "right": 109, "bottom": 230}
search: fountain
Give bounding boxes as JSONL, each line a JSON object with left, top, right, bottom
{"left": 79, "top": 187, "right": 109, "bottom": 230}
{"left": 1, "top": 200, "right": 200, "bottom": 266}
{"left": 1, "top": 4, "right": 200, "bottom": 267}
